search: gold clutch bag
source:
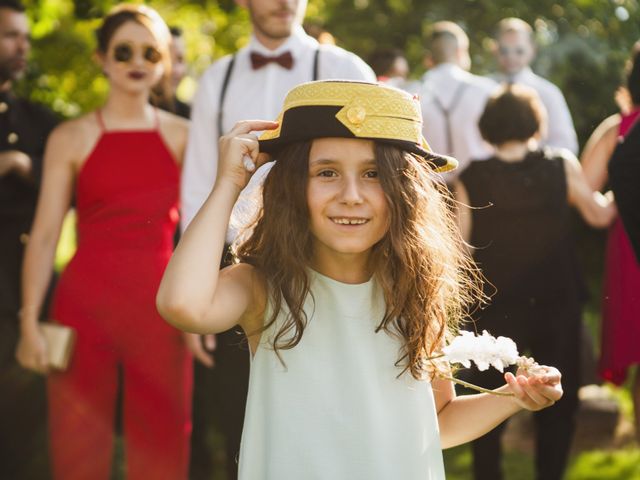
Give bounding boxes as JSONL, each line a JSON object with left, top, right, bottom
{"left": 41, "top": 323, "right": 76, "bottom": 370}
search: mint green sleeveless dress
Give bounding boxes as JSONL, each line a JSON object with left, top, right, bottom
{"left": 238, "top": 270, "right": 446, "bottom": 479}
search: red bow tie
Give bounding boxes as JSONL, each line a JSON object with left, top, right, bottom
{"left": 250, "top": 51, "right": 294, "bottom": 70}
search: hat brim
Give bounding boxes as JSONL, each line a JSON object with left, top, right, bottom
{"left": 258, "top": 105, "right": 457, "bottom": 173}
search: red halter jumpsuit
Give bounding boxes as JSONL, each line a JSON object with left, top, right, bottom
{"left": 47, "top": 111, "right": 192, "bottom": 480}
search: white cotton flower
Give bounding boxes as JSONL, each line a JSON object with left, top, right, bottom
{"left": 491, "top": 334, "right": 520, "bottom": 371}
{"left": 442, "top": 330, "right": 520, "bottom": 372}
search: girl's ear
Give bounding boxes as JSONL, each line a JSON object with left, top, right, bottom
{"left": 235, "top": 0, "right": 248, "bottom": 8}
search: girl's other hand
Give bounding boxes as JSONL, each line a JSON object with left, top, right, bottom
{"left": 216, "top": 120, "right": 278, "bottom": 192}
{"left": 15, "top": 327, "right": 50, "bottom": 374}
{"left": 505, "top": 366, "right": 563, "bottom": 411}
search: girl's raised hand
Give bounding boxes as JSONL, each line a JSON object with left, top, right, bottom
{"left": 505, "top": 366, "right": 563, "bottom": 412}
{"left": 216, "top": 120, "right": 278, "bottom": 192}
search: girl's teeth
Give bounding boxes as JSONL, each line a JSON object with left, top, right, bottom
{"left": 333, "top": 218, "right": 366, "bottom": 225}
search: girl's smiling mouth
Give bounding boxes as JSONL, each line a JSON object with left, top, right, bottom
{"left": 330, "top": 217, "right": 370, "bottom": 225}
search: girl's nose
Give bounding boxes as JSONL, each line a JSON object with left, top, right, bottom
{"left": 339, "top": 176, "right": 363, "bottom": 205}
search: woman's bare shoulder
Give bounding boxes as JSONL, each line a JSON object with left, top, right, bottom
{"left": 157, "top": 109, "right": 189, "bottom": 163}
{"left": 589, "top": 114, "right": 622, "bottom": 146}
{"left": 599, "top": 113, "right": 622, "bottom": 131}
{"left": 47, "top": 112, "right": 103, "bottom": 164}
{"left": 52, "top": 112, "right": 99, "bottom": 139}
{"left": 157, "top": 109, "right": 189, "bottom": 137}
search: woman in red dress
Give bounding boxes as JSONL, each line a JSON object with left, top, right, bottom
{"left": 16, "top": 5, "right": 193, "bottom": 478}
{"left": 581, "top": 42, "right": 640, "bottom": 440}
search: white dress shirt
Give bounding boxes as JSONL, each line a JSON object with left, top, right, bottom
{"left": 492, "top": 67, "right": 578, "bottom": 154}
{"left": 181, "top": 26, "right": 375, "bottom": 237}
{"left": 420, "top": 63, "right": 498, "bottom": 181}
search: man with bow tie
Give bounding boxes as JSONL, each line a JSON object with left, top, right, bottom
{"left": 181, "top": 1, "right": 374, "bottom": 478}
{"left": 0, "top": 1, "right": 58, "bottom": 478}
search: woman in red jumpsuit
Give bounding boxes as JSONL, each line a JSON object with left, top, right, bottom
{"left": 16, "top": 5, "right": 193, "bottom": 479}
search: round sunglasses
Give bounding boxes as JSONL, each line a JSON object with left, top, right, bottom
{"left": 112, "top": 43, "right": 162, "bottom": 64}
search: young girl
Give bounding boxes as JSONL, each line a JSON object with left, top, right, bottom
{"left": 454, "top": 84, "right": 615, "bottom": 480}
{"left": 16, "top": 5, "right": 193, "bottom": 479}
{"left": 157, "top": 80, "right": 562, "bottom": 479}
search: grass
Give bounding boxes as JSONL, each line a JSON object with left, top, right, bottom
{"left": 444, "top": 444, "right": 640, "bottom": 480}
{"left": 444, "top": 446, "right": 533, "bottom": 479}
{"left": 566, "top": 448, "right": 640, "bottom": 480}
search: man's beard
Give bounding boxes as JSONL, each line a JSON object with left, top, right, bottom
{"left": 254, "top": 21, "right": 291, "bottom": 42}
{"left": 0, "top": 56, "right": 26, "bottom": 84}
{"left": 251, "top": 6, "right": 296, "bottom": 42}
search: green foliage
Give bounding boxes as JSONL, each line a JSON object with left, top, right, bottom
{"left": 566, "top": 448, "right": 640, "bottom": 480}
{"left": 15, "top": 0, "right": 640, "bottom": 148}
{"left": 17, "top": 0, "right": 249, "bottom": 116}
{"left": 54, "top": 211, "right": 77, "bottom": 272}
{"left": 315, "top": 0, "right": 640, "bottom": 146}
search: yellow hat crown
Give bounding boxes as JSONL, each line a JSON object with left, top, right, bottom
{"left": 259, "top": 80, "right": 457, "bottom": 172}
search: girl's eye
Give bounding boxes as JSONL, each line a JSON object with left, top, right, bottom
{"left": 318, "top": 170, "right": 337, "bottom": 177}
{"left": 364, "top": 170, "right": 378, "bottom": 178}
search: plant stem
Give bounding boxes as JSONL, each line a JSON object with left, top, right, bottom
{"left": 440, "top": 375, "right": 514, "bottom": 397}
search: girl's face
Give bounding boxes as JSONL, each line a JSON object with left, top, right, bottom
{"left": 306, "top": 137, "right": 390, "bottom": 264}
{"left": 100, "top": 21, "right": 165, "bottom": 96}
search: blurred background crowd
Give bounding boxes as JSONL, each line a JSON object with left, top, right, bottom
{"left": 2, "top": 0, "right": 640, "bottom": 479}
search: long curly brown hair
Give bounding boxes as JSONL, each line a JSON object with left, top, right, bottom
{"left": 234, "top": 140, "right": 482, "bottom": 379}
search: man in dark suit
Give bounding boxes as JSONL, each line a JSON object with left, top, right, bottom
{"left": 0, "top": 1, "right": 58, "bottom": 478}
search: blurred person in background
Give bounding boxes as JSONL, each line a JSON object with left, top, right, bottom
{"left": 16, "top": 5, "right": 193, "bottom": 479}
{"left": 580, "top": 41, "right": 640, "bottom": 440}
{"left": 454, "top": 84, "right": 616, "bottom": 480}
{"left": 0, "top": 1, "right": 58, "bottom": 478}
{"left": 154, "top": 25, "right": 190, "bottom": 119}
{"left": 420, "top": 21, "right": 497, "bottom": 183}
{"left": 303, "top": 21, "right": 335, "bottom": 45}
{"left": 182, "top": 0, "right": 374, "bottom": 477}
{"left": 367, "top": 47, "right": 416, "bottom": 91}
{"left": 490, "top": 17, "right": 578, "bottom": 154}
{"left": 369, "top": 48, "right": 409, "bottom": 80}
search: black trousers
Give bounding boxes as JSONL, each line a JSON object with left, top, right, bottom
{"left": 464, "top": 296, "right": 581, "bottom": 480}
{"left": 189, "top": 328, "right": 250, "bottom": 480}
{"left": 189, "top": 245, "right": 250, "bottom": 480}
{"left": 0, "top": 320, "right": 51, "bottom": 480}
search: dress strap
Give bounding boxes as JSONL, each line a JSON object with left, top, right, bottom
{"left": 95, "top": 109, "right": 107, "bottom": 132}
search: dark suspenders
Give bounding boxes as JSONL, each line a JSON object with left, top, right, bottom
{"left": 431, "top": 82, "right": 468, "bottom": 156}
{"left": 217, "top": 48, "right": 320, "bottom": 138}
{"left": 312, "top": 47, "right": 320, "bottom": 81}
{"left": 217, "top": 55, "right": 237, "bottom": 138}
